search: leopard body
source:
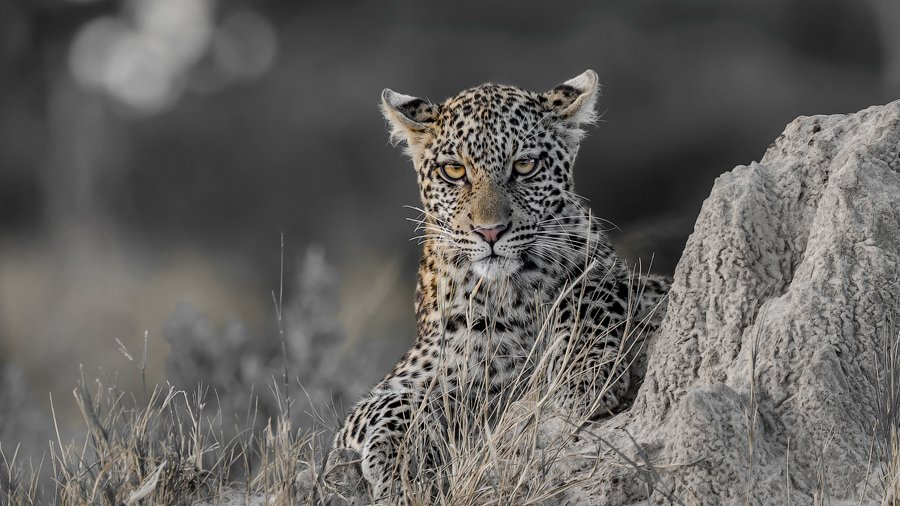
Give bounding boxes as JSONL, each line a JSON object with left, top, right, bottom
{"left": 329, "top": 70, "right": 669, "bottom": 502}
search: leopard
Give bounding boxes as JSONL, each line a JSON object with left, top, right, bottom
{"left": 326, "top": 70, "right": 670, "bottom": 503}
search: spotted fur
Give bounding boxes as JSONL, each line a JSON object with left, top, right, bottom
{"left": 328, "top": 70, "right": 670, "bottom": 502}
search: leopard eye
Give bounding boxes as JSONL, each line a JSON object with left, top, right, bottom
{"left": 439, "top": 163, "right": 467, "bottom": 183}
{"left": 513, "top": 158, "right": 539, "bottom": 177}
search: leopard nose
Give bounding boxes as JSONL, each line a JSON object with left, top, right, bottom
{"left": 472, "top": 223, "right": 509, "bottom": 245}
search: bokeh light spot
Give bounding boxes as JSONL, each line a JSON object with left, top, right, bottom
{"left": 213, "top": 11, "right": 279, "bottom": 80}
{"left": 68, "top": 0, "right": 216, "bottom": 115}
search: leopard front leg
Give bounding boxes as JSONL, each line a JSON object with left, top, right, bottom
{"left": 328, "top": 389, "right": 418, "bottom": 503}
{"left": 547, "top": 325, "right": 631, "bottom": 420}
{"left": 548, "top": 274, "right": 670, "bottom": 419}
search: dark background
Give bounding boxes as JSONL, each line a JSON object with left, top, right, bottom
{"left": 0, "top": 0, "right": 897, "bottom": 450}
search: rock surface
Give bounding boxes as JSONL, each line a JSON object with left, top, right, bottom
{"left": 560, "top": 100, "right": 900, "bottom": 504}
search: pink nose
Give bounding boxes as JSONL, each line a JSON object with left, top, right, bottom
{"left": 473, "top": 223, "right": 508, "bottom": 244}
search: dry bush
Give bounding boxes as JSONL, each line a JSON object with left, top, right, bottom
{"left": 163, "top": 247, "right": 359, "bottom": 439}
{"left": 0, "top": 363, "right": 49, "bottom": 504}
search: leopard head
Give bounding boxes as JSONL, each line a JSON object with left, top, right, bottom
{"left": 382, "top": 70, "right": 600, "bottom": 279}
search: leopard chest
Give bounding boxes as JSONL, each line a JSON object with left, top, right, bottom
{"left": 423, "top": 298, "right": 543, "bottom": 391}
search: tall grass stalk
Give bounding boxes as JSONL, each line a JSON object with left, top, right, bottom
{"left": 873, "top": 322, "right": 900, "bottom": 505}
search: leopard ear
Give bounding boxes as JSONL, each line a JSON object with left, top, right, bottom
{"left": 541, "top": 70, "right": 600, "bottom": 129}
{"left": 381, "top": 89, "right": 439, "bottom": 148}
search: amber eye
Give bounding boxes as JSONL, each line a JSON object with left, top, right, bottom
{"left": 439, "top": 163, "right": 467, "bottom": 182}
{"left": 513, "top": 158, "right": 539, "bottom": 177}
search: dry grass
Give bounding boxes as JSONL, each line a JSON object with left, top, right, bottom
{"left": 0, "top": 370, "right": 331, "bottom": 505}
{"left": 0, "top": 257, "right": 673, "bottom": 504}
{"left": 873, "top": 322, "right": 900, "bottom": 505}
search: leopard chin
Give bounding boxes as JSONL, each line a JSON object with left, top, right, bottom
{"left": 471, "top": 256, "right": 521, "bottom": 280}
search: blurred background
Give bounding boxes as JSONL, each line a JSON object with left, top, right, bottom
{"left": 0, "top": 0, "right": 897, "bottom": 460}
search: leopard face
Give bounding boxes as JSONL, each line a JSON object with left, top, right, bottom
{"left": 383, "top": 71, "right": 600, "bottom": 279}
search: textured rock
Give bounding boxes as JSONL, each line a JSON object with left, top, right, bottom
{"left": 561, "top": 100, "right": 900, "bottom": 504}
